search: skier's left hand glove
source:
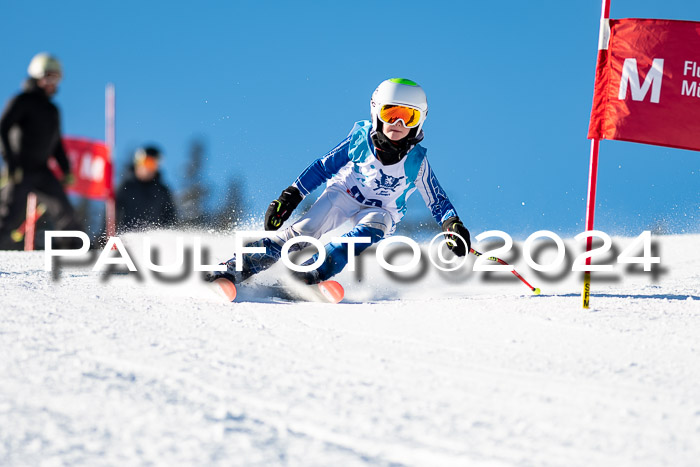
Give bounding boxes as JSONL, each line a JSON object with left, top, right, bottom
{"left": 441, "top": 216, "right": 471, "bottom": 257}
{"left": 265, "top": 185, "right": 303, "bottom": 230}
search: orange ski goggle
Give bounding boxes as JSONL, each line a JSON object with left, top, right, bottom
{"left": 135, "top": 155, "right": 159, "bottom": 171}
{"left": 378, "top": 104, "right": 422, "bottom": 128}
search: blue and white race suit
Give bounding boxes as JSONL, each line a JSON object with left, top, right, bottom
{"left": 234, "top": 120, "right": 460, "bottom": 282}
{"left": 290, "top": 120, "right": 457, "bottom": 237}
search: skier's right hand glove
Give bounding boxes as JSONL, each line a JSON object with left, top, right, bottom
{"left": 264, "top": 185, "right": 303, "bottom": 231}
{"left": 441, "top": 216, "right": 471, "bottom": 257}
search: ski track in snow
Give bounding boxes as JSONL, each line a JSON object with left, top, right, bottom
{"left": 1, "top": 233, "right": 699, "bottom": 466}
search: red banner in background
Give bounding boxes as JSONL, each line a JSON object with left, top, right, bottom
{"left": 50, "top": 137, "right": 113, "bottom": 200}
{"left": 588, "top": 18, "right": 700, "bottom": 152}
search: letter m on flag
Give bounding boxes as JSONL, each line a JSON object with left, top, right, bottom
{"left": 588, "top": 18, "right": 700, "bottom": 151}
{"left": 618, "top": 58, "right": 664, "bottom": 104}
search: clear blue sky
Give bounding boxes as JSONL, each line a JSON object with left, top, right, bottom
{"left": 1, "top": 0, "right": 698, "bottom": 238}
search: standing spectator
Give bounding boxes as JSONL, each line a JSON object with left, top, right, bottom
{"left": 0, "top": 52, "right": 83, "bottom": 249}
{"left": 116, "top": 146, "right": 177, "bottom": 232}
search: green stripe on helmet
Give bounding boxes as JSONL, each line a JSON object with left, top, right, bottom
{"left": 389, "top": 78, "right": 418, "bottom": 86}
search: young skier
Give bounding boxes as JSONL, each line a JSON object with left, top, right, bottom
{"left": 208, "top": 78, "right": 471, "bottom": 298}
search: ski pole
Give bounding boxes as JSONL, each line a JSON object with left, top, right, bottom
{"left": 470, "top": 248, "right": 541, "bottom": 295}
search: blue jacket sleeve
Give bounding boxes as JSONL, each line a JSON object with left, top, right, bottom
{"left": 415, "top": 158, "right": 459, "bottom": 226}
{"left": 292, "top": 136, "right": 351, "bottom": 197}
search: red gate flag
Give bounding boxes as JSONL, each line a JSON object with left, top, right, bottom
{"left": 49, "top": 137, "right": 114, "bottom": 200}
{"left": 588, "top": 18, "right": 700, "bottom": 152}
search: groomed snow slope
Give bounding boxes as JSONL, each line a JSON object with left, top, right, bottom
{"left": 1, "top": 232, "right": 699, "bottom": 466}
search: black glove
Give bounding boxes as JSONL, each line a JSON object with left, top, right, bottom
{"left": 264, "top": 185, "right": 303, "bottom": 231}
{"left": 441, "top": 216, "right": 471, "bottom": 257}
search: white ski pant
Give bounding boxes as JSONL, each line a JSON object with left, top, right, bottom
{"left": 272, "top": 184, "right": 395, "bottom": 247}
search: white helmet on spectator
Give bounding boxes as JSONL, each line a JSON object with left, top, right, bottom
{"left": 28, "top": 53, "right": 62, "bottom": 79}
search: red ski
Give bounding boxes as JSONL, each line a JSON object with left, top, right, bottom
{"left": 212, "top": 277, "right": 238, "bottom": 302}
{"left": 316, "top": 280, "right": 345, "bottom": 304}
{"left": 211, "top": 277, "right": 344, "bottom": 304}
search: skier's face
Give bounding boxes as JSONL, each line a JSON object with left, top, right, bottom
{"left": 135, "top": 156, "right": 159, "bottom": 182}
{"left": 38, "top": 72, "right": 61, "bottom": 97}
{"left": 382, "top": 121, "right": 411, "bottom": 141}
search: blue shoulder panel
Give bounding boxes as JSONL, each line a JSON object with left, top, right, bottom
{"left": 393, "top": 144, "right": 426, "bottom": 220}
{"left": 404, "top": 144, "right": 426, "bottom": 183}
{"left": 346, "top": 120, "right": 374, "bottom": 163}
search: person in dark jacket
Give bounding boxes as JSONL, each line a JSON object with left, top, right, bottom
{"left": 0, "top": 53, "right": 82, "bottom": 249}
{"left": 116, "top": 145, "right": 177, "bottom": 232}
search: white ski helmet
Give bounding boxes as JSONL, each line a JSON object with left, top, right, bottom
{"left": 370, "top": 78, "right": 428, "bottom": 134}
{"left": 27, "top": 53, "right": 62, "bottom": 79}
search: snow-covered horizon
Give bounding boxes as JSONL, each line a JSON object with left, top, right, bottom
{"left": 1, "top": 232, "right": 698, "bottom": 466}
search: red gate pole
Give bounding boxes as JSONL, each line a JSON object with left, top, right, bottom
{"left": 583, "top": 0, "right": 611, "bottom": 309}
{"left": 105, "top": 83, "right": 116, "bottom": 238}
{"left": 24, "top": 192, "right": 37, "bottom": 251}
